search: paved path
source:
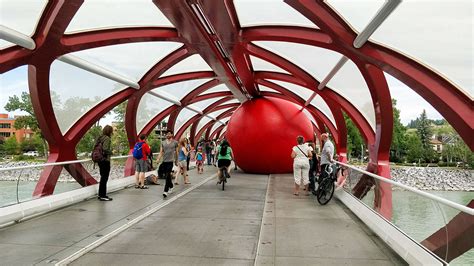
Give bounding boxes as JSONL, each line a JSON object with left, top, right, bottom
{"left": 255, "top": 174, "right": 405, "bottom": 265}
{"left": 1, "top": 167, "right": 405, "bottom": 265}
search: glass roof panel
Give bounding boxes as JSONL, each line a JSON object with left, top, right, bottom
{"left": 69, "top": 42, "right": 182, "bottom": 81}
{"left": 200, "top": 84, "right": 231, "bottom": 95}
{"left": 258, "top": 84, "right": 280, "bottom": 93}
{"left": 253, "top": 41, "right": 341, "bottom": 82}
{"left": 325, "top": 1, "right": 383, "bottom": 33}
{"left": 250, "top": 55, "right": 289, "bottom": 74}
{"left": 325, "top": 60, "right": 375, "bottom": 130}
{"left": 302, "top": 108, "right": 317, "bottom": 126}
{"left": 309, "top": 95, "right": 337, "bottom": 128}
{"left": 224, "top": 99, "right": 241, "bottom": 105}
{"left": 66, "top": 0, "right": 174, "bottom": 33}
{"left": 219, "top": 117, "right": 231, "bottom": 125}
{"left": 49, "top": 60, "right": 128, "bottom": 134}
{"left": 0, "top": 0, "right": 47, "bottom": 49}
{"left": 210, "top": 121, "right": 222, "bottom": 134}
{"left": 152, "top": 78, "right": 212, "bottom": 101}
{"left": 161, "top": 54, "right": 213, "bottom": 77}
{"left": 196, "top": 116, "right": 213, "bottom": 134}
{"left": 268, "top": 79, "right": 314, "bottom": 100}
{"left": 234, "top": 0, "right": 318, "bottom": 29}
{"left": 136, "top": 93, "right": 173, "bottom": 133}
{"left": 191, "top": 97, "right": 224, "bottom": 111}
{"left": 254, "top": 41, "right": 374, "bottom": 129}
{"left": 0, "top": 66, "right": 29, "bottom": 116}
{"left": 174, "top": 108, "right": 197, "bottom": 133}
{"left": 207, "top": 107, "right": 233, "bottom": 119}
{"left": 327, "top": 1, "right": 473, "bottom": 96}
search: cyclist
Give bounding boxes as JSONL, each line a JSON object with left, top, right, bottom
{"left": 318, "top": 133, "right": 335, "bottom": 187}
{"left": 216, "top": 139, "right": 233, "bottom": 184}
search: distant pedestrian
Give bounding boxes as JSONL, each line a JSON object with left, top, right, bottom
{"left": 133, "top": 134, "right": 151, "bottom": 189}
{"left": 177, "top": 137, "right": 191, "bottom": 185}
{"left": 156, "top": 130, "right": 178, "bottom": 198}
{"left": 291, "top": 135, "right": 312, "bottom": 196}
{"left": 96, "top": 125, "right": 113, "bottom": 201}
{"left": 195, "top": 146, "right": 205, "bottom": 174}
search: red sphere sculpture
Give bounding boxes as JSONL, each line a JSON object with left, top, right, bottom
{"left": 226, "top": 97, "right": 313, "bottom": 174}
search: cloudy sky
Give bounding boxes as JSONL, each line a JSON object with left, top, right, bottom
{"left": 0, "top": 0, "right": 471, "bottom": 129}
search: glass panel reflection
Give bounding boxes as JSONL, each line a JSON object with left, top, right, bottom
{"left": 234, "top": 0, "right": 318, "bottom": 28}
{"left": 0, "top": 0, "right": 47, "bottom": 49}
{"left": 153, "top": 78, "right": 212, "bottom": 101}
{"left": 69, "top": 42, "right": 182, "bottom": 81}
{"left": 250, "top": 55, "right": 289, "bottom": 74}
{"left": 174, "top": 108, "right": 197, "bottom": 133}
{"left": 50, "top": 60, "right": 128, "bottom": 134}
{"left": 136, "top": 93, "right": 173, "bottom": 133}
{"left": 66, "top": 0, "right": 174, "bottom": 33}
{"left": 161, "top": 54, "right": 213, "bottom": 77}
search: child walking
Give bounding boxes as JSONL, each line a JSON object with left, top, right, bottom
{"left": 195, "top": 146, "right": 205, "bottom": 174}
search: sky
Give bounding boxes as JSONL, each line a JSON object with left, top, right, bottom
{"left": 0, "top": 0, "right": 471, "bottom": 130}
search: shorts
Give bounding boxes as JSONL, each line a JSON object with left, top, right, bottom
{"left": 217, "top": 159, "right": 231, "bottom": 168}
{"left": 178, "top": 160, "right": 187, "bottom": 169}
{"left": 135, "top": 159, "right": 147, "bottom": 172}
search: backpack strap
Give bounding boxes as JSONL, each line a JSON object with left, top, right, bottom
{"left": 296, "top": 145, "right": 309, "bottom": 158}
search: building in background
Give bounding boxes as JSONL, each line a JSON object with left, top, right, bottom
{"left": 0, "top": 113, "right": 34, "bottom": 142}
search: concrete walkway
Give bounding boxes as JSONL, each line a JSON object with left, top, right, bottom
{"left": 255, "top": 174, "right": 405, "bottom": 265}
{"left": 1, "top": 168, "right": 405, "bottom": 265}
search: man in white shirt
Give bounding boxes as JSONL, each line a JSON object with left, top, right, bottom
{"left": 319, "top": 133, "right": 334, "bottom": 184}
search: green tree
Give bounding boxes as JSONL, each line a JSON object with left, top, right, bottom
{"left": 390, "top": 99, "right": 407, "bottom": 162}
{"left": 111, "top": 101, "right": 130, "bottom": 155}
{"left": 76, "top": 125, "right": 103, "bottom": 154}
{"left": 343, "top": 113, "right": 365, "bottom": 160}
{"left": 4, "top": 92, "right": 48, "bottom": 154}
{"left": 4, "top": 137, "right": 19, "bottom": 155}
{"left": 405, "top": 133, "right": 423, "bottom": 163}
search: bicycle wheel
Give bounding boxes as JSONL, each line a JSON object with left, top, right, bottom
{"left": 222, "top": 168, "right": 226, "bottom": 191}
{"left": 317, "top": 178, "right": 334, "bottom": 205}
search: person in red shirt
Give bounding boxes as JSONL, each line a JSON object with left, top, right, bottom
{"left": 134, "top": 134, "right": 151, "bottom": 189}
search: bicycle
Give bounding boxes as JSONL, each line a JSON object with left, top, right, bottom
{"left": 218, "top": 166, "right": 229, "bottom": 191}
{"left": 316, "top": 163, "right": 338, "bottom": 205}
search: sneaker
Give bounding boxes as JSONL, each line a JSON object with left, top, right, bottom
{"left": 98, "top": 196, "right": 112, "bottom": 201}
{"left": 162, "top": 192, "right": 168, "bottom": 198}
{"left": 168, "top": 188, "right": 173, "bottom": 194}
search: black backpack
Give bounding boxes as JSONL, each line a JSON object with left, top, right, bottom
{"left": 91, "top": 137, "right": 105, "bottom": 163}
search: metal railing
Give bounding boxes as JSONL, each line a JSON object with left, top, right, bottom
{"left": 335, "top": 161, "right": 474, "bottom": 264}
{"left": 336, "top": 161, "right": 473, "bottom": 215}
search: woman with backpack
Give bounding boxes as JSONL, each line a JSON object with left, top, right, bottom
{"left": 96, "top": 125, "right": 113, "bottom": 201}
{"left": 216, "top": 139, "right": 233, "bottom": 183}
{"left": 133, "top": 134, "right": 151, "bottom": 189}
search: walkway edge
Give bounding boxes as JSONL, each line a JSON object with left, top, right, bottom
{"left": 254, "top": 174, "right": 273, "bottom": 266}
{"left": 55, "top": 174, "right": 217, "bottom": 266}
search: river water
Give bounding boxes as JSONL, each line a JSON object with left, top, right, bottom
{"left": 0, "top": 181, "right": 472, "bottom": 264}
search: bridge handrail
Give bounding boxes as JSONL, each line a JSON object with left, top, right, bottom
{"left": 337, "top": 161, "right": 474, "bottom": 216}
{"left": 0, "top": 152, "right": 163, "bottom": 172}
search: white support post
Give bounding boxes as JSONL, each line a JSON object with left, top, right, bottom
{"left": 0, "top": 25, "right": 36, "bottom": 50}
{"left": 58, "top": 55, "right": 140, "bottom": 89}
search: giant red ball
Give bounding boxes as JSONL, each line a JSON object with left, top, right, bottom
{"left": 226, "top": 97, "right": 313, "bottom": 174}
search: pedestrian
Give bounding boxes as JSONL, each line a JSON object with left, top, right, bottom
{"left": 96, "top": 125, "right": 113, "bottom": 201}
{"left": 307, "top": 142, "right": 319, "bottom": 194}
{"left": 156, "top": 130, "right": 179, "bottom": 198}
{"left": 177, "top": 137, "right": 191, "bottom": 185}
{"left": 133, "top": 134, "right": 151, "bottom": 189}
{"left": 319, "top": 133, "right": 335, "bottom": 185}
{"left": 205, "top": 140, "right": 212, "bottom": 165}
{"left": 195, "top": 146, "right": 205, "bottom": 174}
{"left": 291, "top": 135, "right": 312, "bottom": 196}
{"left": 216, "top": 139, "right": 233, "bottom": 184}
{"left": 185, "top": 138, "right": 192, "bottom": 171}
